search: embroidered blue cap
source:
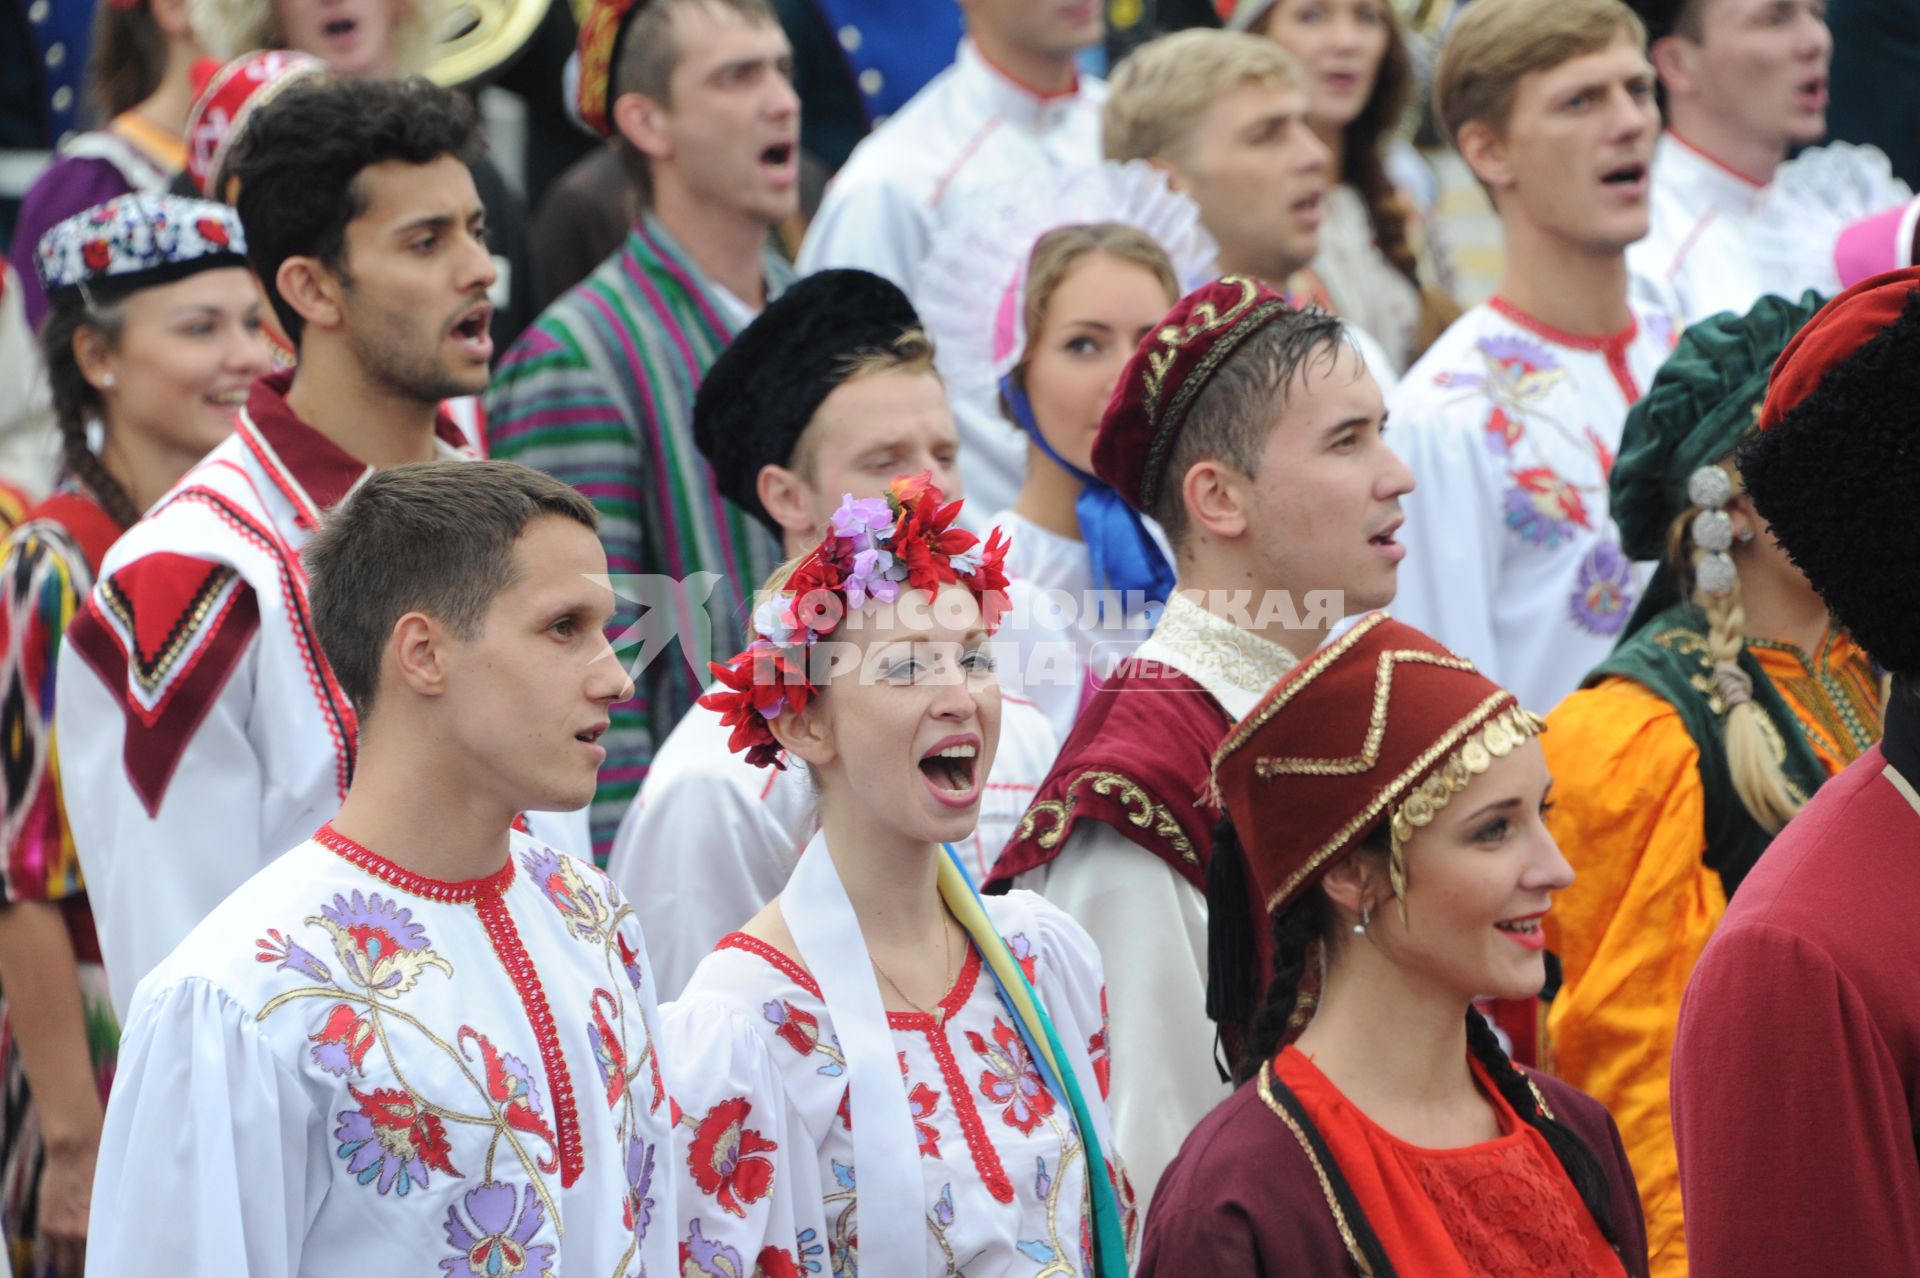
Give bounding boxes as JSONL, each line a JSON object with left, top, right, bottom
{"left": 35, "top": 194, "right": 249, "bottom": 301}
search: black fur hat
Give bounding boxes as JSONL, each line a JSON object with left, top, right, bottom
{"left": 693, "top": 269, "right": 924, "bottom": 539}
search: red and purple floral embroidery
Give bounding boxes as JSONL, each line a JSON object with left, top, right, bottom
{"left": 687, "top": 1097, "right": 779, "bottom": 1218}
{"left": 309, "top": 1003, "right": 374, "bottom": 1076}
{"left": 335, "top": 1084, "right": 461, "bottom": 1195}
{"left": 312, "top": 889, "right": 452, "bottom": 996}
{"left": 967, "top": 1017, "right": 1056, "bottom": 1136}
{"left": 439, "top": 1181, "right": 554, "bottom": 1277}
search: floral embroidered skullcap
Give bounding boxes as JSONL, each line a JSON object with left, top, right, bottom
{"left": 185, "top": 49, "right": 327, "bottom": 196}
{"left": 35, "top": 194, "right": 248, "bottom": 301}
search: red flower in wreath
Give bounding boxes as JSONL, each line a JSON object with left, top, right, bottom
{"left": 687, "top": 1097, "right": 778, "bottom": 1217}
{"left": 699, "top": 644, "right": 812, "bottom": 770}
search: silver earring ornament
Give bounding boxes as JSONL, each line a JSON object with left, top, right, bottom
{"left": 1687, "top": 465, "right": 1738, "bottom": 596}
{"left": 101, "top": 373, "right": 115, "bottom": 389}
{"left": 1354, "top": 899, "right": 1372, "bottom": 935}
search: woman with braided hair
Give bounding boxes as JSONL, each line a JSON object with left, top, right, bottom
{"left": 1540, "top": 292, "right": 1880, "bottom": 1278}
{"left": 0, "top": 193, "right": 268, "bottom": 1278}
{"left": 1138, "top": 612, "right": 1648, "bottom": 1277}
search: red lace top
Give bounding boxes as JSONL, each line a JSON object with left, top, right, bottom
{"left": 1276, "top": 1046, "right": 1625, "bottom": 1278}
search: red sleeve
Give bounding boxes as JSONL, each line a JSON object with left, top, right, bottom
{"left": 1672, "top": 921, "right": 1920, "bottom": 1276}
{"left": 64, "top": 551, "right": 261, "bottom": 817}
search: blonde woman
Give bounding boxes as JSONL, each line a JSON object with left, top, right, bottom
{"left": 1541, "top": 293, "right": 1880, "bottom": 1278}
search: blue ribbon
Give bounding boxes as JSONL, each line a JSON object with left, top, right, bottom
{"left": 1000, "top": 375, "right": 1175, "bottom": 617}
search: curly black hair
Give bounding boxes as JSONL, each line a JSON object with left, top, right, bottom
{"left": 227, "top": 76, "right": 479, "bottom": 346}
{"left": 1738, "top": 286, "right": 1920, "bottom": 675}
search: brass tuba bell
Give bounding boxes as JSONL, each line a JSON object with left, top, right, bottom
{"left": 424, "top": 0, "right": 556, "bottom": 88}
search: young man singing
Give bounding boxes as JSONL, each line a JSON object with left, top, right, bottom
{"left": 86, "top": 460, "right": 675, "bottom": 1274}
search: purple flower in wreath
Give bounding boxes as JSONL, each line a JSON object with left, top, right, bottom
{"left": 844, "top": 546, "right": 904, "bottom": 609}
{"left": 438, "top": 1181, "right": 555, "bottom": 1278}
{"left": 255, "top": 928, "right": 331, "bottom": 983}
{"left": 313, "top": 891, "right": 450, "bottom": 996}
{"left": 1570, "top": 542, "right": 1635, "bottom": 637}
{"left": 829, "top": 495, "right": 896, "bottom": 553}
{"left": 622, "top": 1134, "right": 656, "bottom": 1242}
{"left": 683, "top": 1219, "right": 746, "bottom": 1278}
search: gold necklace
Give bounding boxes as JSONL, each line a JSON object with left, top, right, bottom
{"left": 871, "top": 918, "right": 956, "bottom": 1025}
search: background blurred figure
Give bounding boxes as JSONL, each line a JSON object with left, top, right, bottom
{"left": 0, "top": 192, "right": 268, "bottom": 1278}
{"left": 797, "top": 0, "right": 1107, "bottom": 299}
{"left": 486, "top": 0, "right": 798, "bottom": 861}
{"left": 1626, "top": 0, "right": 1911, "bottom": 324}
{"left": 1231, "top": 0, "right": 1460, "bottom": 372}
{"left": 8, "top": 0, "right": 204, "bottom": 334}
{"left": 1389, "top": 0, "right": 1672, "bottom": 718}
{"left": 1545, "top": 293, "right": 1878, "bottom": 1278}
{"left": 1826, "top": 0, "right": 1920, "bottom": 188}
{"left": 771, "top": 0, "right": 965, "bottom": 173}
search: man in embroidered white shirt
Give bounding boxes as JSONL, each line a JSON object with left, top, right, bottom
{"left": 1387, "top": 0, "right": 1675, "bottom": 717}
{"left": 1625, "top": 0, "right": 1913, "bottom": 323}
{"left": 990, "top": 279, "right": 1413, "bottom": 1219}
{"left": 87, "top": 460, "right": 677, "bottom": 1276}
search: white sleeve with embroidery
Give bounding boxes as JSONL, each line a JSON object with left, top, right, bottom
{"left": 662, "top": 999, "right": 827, "bottom": 1277}
{"left": 1019, "top": 826, "right": 1227, "bottom": 1224}
{"left": 609, "top": 766, "right": 801, "bottom": 1003}
{"left": 87, "top": 975, "right": 319, "bottom": 1276}
{"left": 55, "top": 617, "right": 271, "bottom": 1020}
{"left": 1383, "top": 380, "right": 1506, "bottom": 682}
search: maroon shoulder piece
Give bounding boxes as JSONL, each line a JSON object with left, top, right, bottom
{"left": 987, "top": 660, "right": 1232, "bottom": 894}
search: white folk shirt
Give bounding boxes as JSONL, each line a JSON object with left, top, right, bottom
{"left": 1009, "top": 593, "right": 1299, "bottom": 1221}
{"left": 662, "top": 888, "right": 1119, "bottom": 1277}
{"left": 88, "top": 828, "right": 676, "bottom": 1277}
{"left": 989, "top": 508, "right": 1157, "bottom": 742}
{"left": 53, "top": 376, "right": 581, "bottom": 1017}
{"left": 607, "top": 692, "right": 1061, "bottom": 1001}
{"left": 797, "top": 41, "right": 1105, "bottom": 522}
{"left": 1389, "top": 298, "right": 1677, "bottom": 716}
{"left": 1628, "top": 132, "right": 1911, "bottom": 325}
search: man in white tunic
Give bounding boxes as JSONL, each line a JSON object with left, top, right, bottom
{"left": 52, "top": 77, "right": 585, "bottom": 1019}
{"left": 608, "top": 268, "right": 1059, "bottom": 998}
{"left": 1389, "top": 0, "right": 1676, "bottom": 717}
{"left": 990, "top": 278, "right": 1413, "bottom": 1217}
{"left": 87, "top": 460, "right": 676, "bottom": 1276}
{"left": 796, "top": 0, "right": 1106, "bottom": 518}
{"left": 1626, "top": 0, "right": 1912, "bottom": 325}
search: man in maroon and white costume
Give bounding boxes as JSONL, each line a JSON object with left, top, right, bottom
{"left": 988, "top": 276, "right": 1413, "bottom": 1214}
{"left": 54, "top": 77, "right": 535, "bottom": 1017}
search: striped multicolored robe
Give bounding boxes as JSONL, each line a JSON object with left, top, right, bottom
{"left": 485, "top": 216, "right": 791, "bottom": 860}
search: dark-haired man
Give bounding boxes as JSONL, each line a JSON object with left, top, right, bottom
{"left": 86, "top": 459, "right": 677, "bottom": 1274}
{"left": 1625, "top": 0, "right": 1913, "bottom": 325}
{"left": 1671, "top": 267, "right": 1920, "bottom": 1278}
{"left": 989, "top": 277, "right": 1412, "bottom": 1216}
{"left": 605, "top": 268, "right": 1061, "bottom": 997}
{"left": 486, "top": 0, "right": 799, "bottom": 860}
{"left": 54, "top": 76, "right": 551, "bottom": 1016}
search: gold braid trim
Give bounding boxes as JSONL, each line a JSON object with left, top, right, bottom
{"left": 1013, "top": 769, "right": 1200, "bottom": 864}
{"left": 1258, "top": 1061, "right": 1374, "bottom": 1277}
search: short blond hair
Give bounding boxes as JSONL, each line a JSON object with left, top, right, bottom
{"left": 1433, "top": 0, "right": 1645, "bottom": 145}
{"left": 789, "top": 329, "right": 942, "bottom": 480}
{"left": 1103, "top": 29, "right": 1306, "bottom": 166}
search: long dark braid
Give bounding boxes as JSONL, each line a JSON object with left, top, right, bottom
{"left": 1235, "top": 891, "right": 1326, "bottom": 1084}
{"left": 1464, "top": 1006, "right": 1620, "bottom": 1247}
{"left": 41, "top": 293, "right": 144, "bottom": 530}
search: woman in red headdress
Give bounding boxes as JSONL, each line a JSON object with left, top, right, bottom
{"left": 1138, "top": 612, "right": 1648, "bottom": 1277}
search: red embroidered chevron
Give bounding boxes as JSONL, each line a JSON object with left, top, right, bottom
{"left": 66, "top": 552, "right": 261, "bottom": 816}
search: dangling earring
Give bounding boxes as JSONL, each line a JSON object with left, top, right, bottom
{"left": 1354, "top": 899, "right": 1371, "bottom": 935}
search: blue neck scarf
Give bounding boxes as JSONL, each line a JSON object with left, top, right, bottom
{"left": 1001, "top": 374, "right": 1175, "bottom": 614}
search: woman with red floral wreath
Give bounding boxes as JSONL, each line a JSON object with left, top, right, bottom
{"left": 663, "top": 474, "right": 1133, "bottom": 1278}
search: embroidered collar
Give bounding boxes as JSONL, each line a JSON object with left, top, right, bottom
{"left": 1135, "top": 590, "right": 1299, "bottom": 719}
{"left": 1666, "top": 130, "right": 1771, "bottom": 196}
{"left": 314, "top": 821, "right": 515, "bottom": 902}
{"left": 242, "top": 369, "right": 472, "bottom": 530}
{"left": 1487, "top": 295, "right": 1639, "bottom": 357}
{"left": 954, "top": 39, "right": 1088, "bottom": 128}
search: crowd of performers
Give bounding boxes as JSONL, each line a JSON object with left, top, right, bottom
{"left": 3, "top": 0, "right": 1919, "bottom": 1274}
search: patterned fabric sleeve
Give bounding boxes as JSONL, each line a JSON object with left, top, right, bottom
{"left": 661, "top": 998, "right": 827, "bottom": 1278}
{"left": 0, "top": 523, "right": 91, "bottom": 905}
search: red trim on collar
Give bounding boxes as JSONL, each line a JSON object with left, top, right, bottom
{"left": 1489, "top": 297, "right": 1645, "bottom": 403}
{"left": 973, "top": 41, "right": 1081, "bottom": 103}
{"left": 1668, "top": 131, "right": 1770, "bottom": 189}
{"left": 314, "top": 821, "right": 516, "bottom": 901}
{"left": 242, "top": 372, "right": 474, "bottom": 530}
